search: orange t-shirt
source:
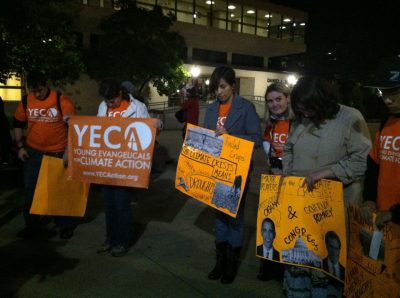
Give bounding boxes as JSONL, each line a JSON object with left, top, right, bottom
{"left": 106, "top": 100, "right": 129, "bottom": 118}
{"left": 14, "top": 90, "right": 75, "bottom": 152}
{"left": 263, "top": 119, "right": 290, "bottom": 158}
{"left": 369, "top": 116, "right": 400, "bottom": 210}
{"left": 217, "top": 102, "right": 232, "bottom": 129}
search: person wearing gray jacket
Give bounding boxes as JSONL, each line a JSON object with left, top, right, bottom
{"left": 282, "top": 76, "right": 371, "bottom": 297}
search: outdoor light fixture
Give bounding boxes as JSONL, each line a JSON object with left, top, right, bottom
{"left": 287, "top": 75, "right": 298, "bottom": 86}
{"left": 264, "top": 14, "right": 270, "bottom": 18}
{"left": 300, "top": 22, "right": 305, "bottom": 26}
{"left": 206, "top": 0, "right": 215, "bottom": 4}
{"left": 228, "top": 5, "right": 236, "bottom": 10}
{"left": 283, "top": 18, "right": 291, "bottom": 22}
{"left": 190, "top": 66, "right": 201, "bottom": 78}
{"left": 246, "top": 9, "right": 255, "bottom": 14}
{"left": 281, "top": 26, "right": 286, "bottom": 29}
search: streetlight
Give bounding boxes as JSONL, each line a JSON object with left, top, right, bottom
{"left": 190, "top": 66, "right": 201, "bottom": 78}
{"left": 287, "top": 74, "right": 298, "bottom": 86}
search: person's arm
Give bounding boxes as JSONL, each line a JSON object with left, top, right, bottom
{"left": 329, "top": 111, "right": 372, "bottom": 185}
{"left": 225, "top": 102, "right": 262, "bottom": 147}
{"left": 14, "top": 126, "right": 29, "bottom": 161}
{"left": 360, "top": 155, "right": 379, "bottom": 223}
{"left": 13, "top": 101, "right": 29, "bottom": 161}
{"left": 282, "top": 126, "right": 295, "bottom": 176}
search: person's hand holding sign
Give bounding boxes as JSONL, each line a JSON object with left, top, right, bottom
{"left": 215, "top": 127, "right": 228, "bottom": 137}
{"left": 302, "top": 169, "right": 335, "bottom": 192}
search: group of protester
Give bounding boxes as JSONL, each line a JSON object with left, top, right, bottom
{"left": 201, "top": 60, "right": 399, "bottom": 296}
{"left": 12, "top": 75, "right": 154, "bottom": 258}
{"left": 9, "top": 54, "right": 400, "bottom": 297}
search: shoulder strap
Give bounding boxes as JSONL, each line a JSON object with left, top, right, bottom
{"left": 22, "top": 95, "right": 28, "bottom": 113}
{"left": 56, "top": 91, "right": 63, "bottom": 117}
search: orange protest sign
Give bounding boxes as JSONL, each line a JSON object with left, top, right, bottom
{"left": 175, "top": 124, "right": 254, "bottom": 217}
{"left": 68, "top": 116, "right": 156, "bottom": 188}
{"left": 344, "top": 205, "right": 400, "bottom": 297}
{"left": 257, "top": 175, "right": 347, "bottom": 282}
{"left": 30, "top": 155, "right": 90, "bottom": 216}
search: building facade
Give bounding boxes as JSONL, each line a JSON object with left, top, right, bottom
{"left": 1, "top": 0, "right": 307, "bottom": 116}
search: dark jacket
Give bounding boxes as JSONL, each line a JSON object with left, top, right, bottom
{"left": 203, "top": 95, "right": 262, "bottom": 148}
{"left": 256, "top": 245, "right": 280, "bottom": 261}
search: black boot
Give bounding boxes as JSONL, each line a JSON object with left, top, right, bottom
{"left": 221, "top": 244, "right": 241, "bottom": 284}
{"left": 208, "top": 241, "right": 227, "bottom": 280}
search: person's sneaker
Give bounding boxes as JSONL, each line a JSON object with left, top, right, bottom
{"left": 110, "top": 245, "right": 128, "bottom": 257}
{"left": 59, "top": 228, "right": 74, "bottom": 239}
{"left": 96, "top": 242, "right": 112, "bottom": 254}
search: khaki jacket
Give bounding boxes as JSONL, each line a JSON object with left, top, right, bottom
{"left": 283, "top": 105, "right": 371, "bottom": 205}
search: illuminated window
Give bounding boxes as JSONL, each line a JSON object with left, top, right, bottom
{"left": 227, "top": 2, "right": 241, "bottom": 32}
{"left": 0, "top": 75, "right": 23, "bottom": 101}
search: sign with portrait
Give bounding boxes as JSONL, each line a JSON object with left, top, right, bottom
{"left": 68, "top": 116, "right": 157, "bottom": 188}
{"left": 175, "top": 124, "right": 254, "bottom": 218}
{"left": 344, "top": 205, "right": 400, "bottom": 297}
{"left": 257, "top": 175, "right": 347, "bottom": 282}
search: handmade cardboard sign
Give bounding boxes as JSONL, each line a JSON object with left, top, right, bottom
{"left": 175, "top": 124, "right": 254, "bottom": 217}
{"left": 345, "top": 205, "right": 400, "bottom": 297}
{"left": 31, "top": 155, "right": 90, "bottom": 216}
{"left": 257, "top": 175, "right": 347, "bottom": 282}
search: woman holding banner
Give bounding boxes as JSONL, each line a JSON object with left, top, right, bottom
{"left": 282, "top": 76, "right": 371, "bottom": 297}
{"left": 96, "top": 79, "right": 150, "bottom": 257}
{"left": 258, "top": 82, "right": 295, "bottom": 282}
{"left": 204, "top": 66, "right": 262, "bottom": 284}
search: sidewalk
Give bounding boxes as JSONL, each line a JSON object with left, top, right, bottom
{"left": 0, "top": 130, "right": 284, "bottom": 298}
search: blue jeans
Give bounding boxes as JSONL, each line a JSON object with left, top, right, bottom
{"left": 23, "top": 148, "right": 76, "bottom": 231}
{"left": 102, "top": 185, "right": 133, "bottom": 248}
{"left": 214, "top": 183, "right": 247, "bottom": 248}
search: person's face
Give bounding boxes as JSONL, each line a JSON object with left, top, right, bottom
{"left": 294, "top": 103, "right": 316, "bottom": 118}
{"left": 327, "top": 237, "right": 340, "bottom": 264}
{"left": 30, "top": 85, "right": 49, "bottom": 100}
{"left": 105, "top": 96, "right": 122, "bottom": 109}
{"left": 261, "top": 221, "right": 275, "bottom": 249}
{"left": 378, "top": 87, "right": 400, "bottom": 114}
{"left": 216, "top": 78, "right": 234, "bottom": 104}
{"left": 266, "top": 91, "right": 289, "bottom": 116}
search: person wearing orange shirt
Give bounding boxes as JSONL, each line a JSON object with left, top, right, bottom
{"left": 13, "top": 72, "right": 76, "bottom": 239}
{"left": 362, "top": 55, "right": 400, "bottom": 227}
{"left": 204, "top": 66, "right": 262, "bottom": 284}
{"left": 258, "top": 83, "right": 295, "bottom": 282}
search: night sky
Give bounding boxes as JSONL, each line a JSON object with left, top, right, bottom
{"left": 272, "top": 1, "right": 400, "bottom": 80}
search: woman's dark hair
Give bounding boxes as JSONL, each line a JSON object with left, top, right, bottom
{"left": 290, "top": 76, "right": 340, "bottom": 126}
{"left": 209, "top": 66, "right": 236, "bottom": 93}
{"left": 99, "top": 79, "right": 125, "bottom": 101}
